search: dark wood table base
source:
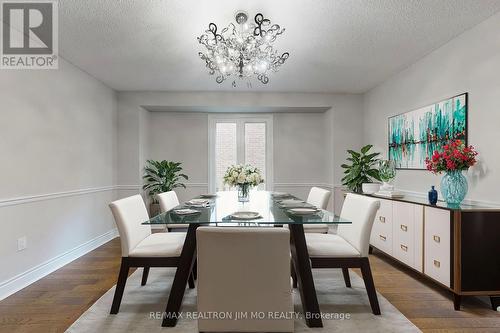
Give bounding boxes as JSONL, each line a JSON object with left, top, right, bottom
{"left": 162, "top": 224, "right": 200, "bottom": 327}
{"left": 289, "top": 224, "right": 323, "bottom": 328}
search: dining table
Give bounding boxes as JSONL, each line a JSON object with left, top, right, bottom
{"left": 142, "top": 190, "right": 351, "bottom": 328}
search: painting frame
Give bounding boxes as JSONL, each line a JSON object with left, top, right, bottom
{"left": 388, "top": 93, "right": 468, "bottom": 170}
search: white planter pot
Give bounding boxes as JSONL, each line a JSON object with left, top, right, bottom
{"left": 362, "top": 183, "right": 381, "bottom": 194}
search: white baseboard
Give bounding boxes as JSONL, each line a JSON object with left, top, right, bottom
{"left": 0, "top": 228, "right": 119, "bottom": 301}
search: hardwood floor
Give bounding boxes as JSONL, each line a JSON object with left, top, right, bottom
{"left": 0, "top": 238, "right": 498, "bottom": 332}
{"left": 353, "top": 248, "right": 500, "bottom": 332}
{"left": 0, "top": 238, "right": 126, "bottom": 333}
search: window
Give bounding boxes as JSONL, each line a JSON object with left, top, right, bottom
{"left": 209, "top": 115, "right": 273, "bottom": 192}
{"left": 245, "top": 123, "right": 266, "bottom": 189}
{"left": 215, "top": 122, "right": 237, "bottom": 191}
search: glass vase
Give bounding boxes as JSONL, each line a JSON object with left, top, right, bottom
{"left": 379, "top": 160, "right": 396, "bottom": 191}
{"left": 238, "top": 184, "right": 250, "bottom": 202}
{"left": 440, "top": 170, "right": 468, "bottom": 207}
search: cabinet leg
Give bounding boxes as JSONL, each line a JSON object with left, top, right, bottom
{"left": 368, "top": 245, "right": 373, "bottom": 255}
{"left": 490, "top": 296, "right": 500, "bottom": 311}
{"left": 453, "top": 293, "right": 461, "bottom": 311}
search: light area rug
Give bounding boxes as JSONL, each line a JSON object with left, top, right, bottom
{"left": 66, "top": 268, "right": 420, "bottom": 332}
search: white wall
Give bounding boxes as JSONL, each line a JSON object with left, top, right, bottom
{"left": 0, "top": 59, "right": 118, "bottom": 298}
{"left": 117, "top": 92, "right": 364, "bottom": 206}
{"left": 273, "top": 112, "right": 329, "bottom": 184}
{"left": 363, "top": 12, "right": 500, "bottom": 204}
{"left": 147, "top": 112, "right": 209, "bottom": 202}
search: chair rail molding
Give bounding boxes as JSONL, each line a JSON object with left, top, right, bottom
{"left": 115, "top": 185, "right": 142, "bottom": 191}
{"left": 0, "top": 186, "right": 117, "bottom": 208}
{"left": 0, "top": 183, "right": 340, "bottom": 208}
{"left": 274, "top": 183, "right": 334, "bottom": 189}
{"left": 183, "top": 183, "right": 209, "bottom": 187}
{"left": 0, "top": 184, "right": 214, "bottom": 208}
{"left": 116, "top": 183, "right": 208, "bottom": 190}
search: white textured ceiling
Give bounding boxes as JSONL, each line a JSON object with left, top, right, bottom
{"left": 59, "top": 0, "right": 500, "bottom": 93}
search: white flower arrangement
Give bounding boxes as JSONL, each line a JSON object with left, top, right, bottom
{"left": 223, "top": 164, "right": 264, "bottom": 187}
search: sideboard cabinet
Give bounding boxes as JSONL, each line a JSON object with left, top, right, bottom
{"left": 334, "top": 188, "right": 500, "bottom": 311}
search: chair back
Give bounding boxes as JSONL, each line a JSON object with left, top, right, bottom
{"left": 307, "top": 186, "right": 331, "bottom": 209}
{"left": 109, "top": 195, "right": 151, "bottom": 257}
{"left": 157, "top": 191, "right": 180, "bottom": 212}
{"left": 197, "top": 227, "right": 293, "bottom": 332}
{"left": 337, "top": 194, "right": 380, "bottom": 257}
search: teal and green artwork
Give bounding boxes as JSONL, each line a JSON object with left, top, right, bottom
{"left": 388, "top": 93, "right": 467, "bottom": 169}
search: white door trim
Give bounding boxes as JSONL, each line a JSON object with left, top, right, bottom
{"left": 208, "top": 114, "right": 274, "bottom": 193}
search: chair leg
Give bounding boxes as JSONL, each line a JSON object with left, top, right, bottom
{"left": 342, "top": 267, "right": 351, "bottom": 288}
{"left": 110, "top": 258, "right": 130, "bottom": 314}
{"left": 360, "top": 257, "right": 381, "bottom": 315}
{"left": 453, "top": 293, "right": 462, "bottom": 311}
{"left": 188, "top": 272, "right": 195, "bottom": 289}
{"left": 291, "top": 261, "right": 298, "bottom": 288}
{"left": 192, "top": 259, "right": 197, "bottom": 280}
{"left": 490, "top": 296, "right": 500, "bottom": 311}
{"left": 141, "top": 267, "right": 150, "bottom": 286}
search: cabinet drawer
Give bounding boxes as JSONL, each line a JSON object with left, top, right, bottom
{"left": 393, "top": 202, "right": 415, "bottom": 267}
{"left": 424, "top": 207, "right": 451, "bottom": 287}
{"left": 371, "top": 228, "right": 392, "bottom": 254}
{"left": 375, "top": 199, "right": 393, "bottom": 226}
{"left": 371, "top": 199, "right": 393, "bottom": 255}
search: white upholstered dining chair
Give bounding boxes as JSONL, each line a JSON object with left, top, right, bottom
{"left": 108, "top": 194, "right": 193, "bottom": 314}
{"left": 303, "top": 186, "right": 331, "bottom": 233}
{"left": 157, "top": 190, "right": 189, "bottom": 230}
{"left": 196, "top": 227, "right": 294, "bottom": 332}
{"left": 304, "top": 193, "right": 381, "bottom": 315}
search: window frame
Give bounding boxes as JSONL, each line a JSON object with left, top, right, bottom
{"left": 208, "top": 114, "right": 274, "bottom": 193}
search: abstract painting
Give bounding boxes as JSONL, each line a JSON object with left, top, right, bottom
{"left": 388, "top": 93, "right": 467, "bottom": 169}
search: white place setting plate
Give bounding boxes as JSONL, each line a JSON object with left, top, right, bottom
{"left": 271, "top": 192, "right": 290, "bottom": 197}
{"left": 187, "top": 198, "right": 210, "bottom": 204}
{"left": 199, "top": 194, "right": 217, "bottom": 198}
{"left": 287, "top": 208, "right": 319, "bottom": 215}
{"left": 279, "top": 199, "right": 304, "bottom": 205}
{"left": 229, "top": 211, "right": 262, "bottom": 220}
{"left": 173, "top": 209, "right": 200, "bottom": 215}
{"left": 185, "top": 199, "right": 211, "bottom": 207}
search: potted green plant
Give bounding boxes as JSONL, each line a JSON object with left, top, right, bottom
{"left": 142, "top": 160, "right": 188, "bottom": 216}
{"left": 341, "top": 145, "right": 382, "bottom": 193}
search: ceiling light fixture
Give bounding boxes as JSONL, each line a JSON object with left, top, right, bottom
{"left": 197, "top": 11, "right": 289, "bottom": 87}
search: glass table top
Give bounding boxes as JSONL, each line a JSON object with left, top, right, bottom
{"left": 142, "top": 191, "right": 351, "bottom": 225}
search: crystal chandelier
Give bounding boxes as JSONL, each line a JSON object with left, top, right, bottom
{"left": 197, "top": 11, "right": 289, "bottom": 87}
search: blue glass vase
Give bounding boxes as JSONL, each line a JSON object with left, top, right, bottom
{"left": 440, "top": 171, "right": 468, "bottom": 207}
{"left": 428, "top": 186, "right": 438, "bottom": 205}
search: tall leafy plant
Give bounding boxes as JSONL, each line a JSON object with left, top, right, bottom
{"left": 341, "top": 145, "right": 382, "bottom": 193}
{"left": 142, "top": 160, "right": 188, "bottom": 203}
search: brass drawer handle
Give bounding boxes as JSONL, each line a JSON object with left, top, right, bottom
{"left": 379, "top": 216, "right": 386, "bottom": 223}
{"left": 400, "top": 244, "right": 408, "bottom": 252}
{"left": 379, "top": 235, "right": 386, "bottom": 241}
{"left": 433, "top": 235, "right": 441, "bottom": 243}
{"left": 400, "top": 224, "right": 408, "bottom": 232}
{"left": 434, "top": 260, "right": 441, "bottom": 268}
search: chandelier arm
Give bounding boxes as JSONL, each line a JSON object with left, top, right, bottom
{"left": 208, "top": 23, "right": 224, "bottom": 44}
